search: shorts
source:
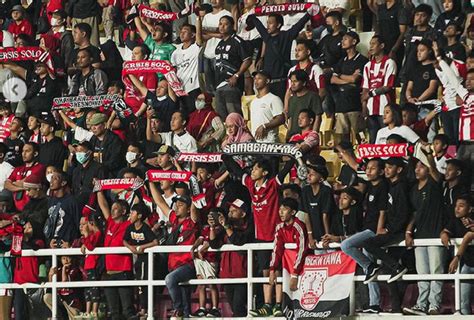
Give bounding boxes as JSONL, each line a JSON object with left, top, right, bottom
{"left": 334, "top": 111, "right": 365, "bottom": 134}
{"left": 194, "top": 259, "right": 217, "bottom": 279}
{"left": 255, "top": 241, "right": 273, "bottom": 274}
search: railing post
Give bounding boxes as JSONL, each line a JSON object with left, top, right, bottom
{"left": 349, "top": 278, "right": 355, "bottom": 315}
{"left": 453, "top": 244, "right": 461, "bottom": 313}
{"left": 51, "top": 252, "right": 58, "bottom": 320}
{"left": 147, "top": 250, "right": 154, "bottom": 320}
{"left": 247, "top": 248, "right": 253, "bottom": 316}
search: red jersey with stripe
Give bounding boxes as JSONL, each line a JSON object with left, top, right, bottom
{"left": 243, "top": 174, "right": 282, "bottom": 242}
{"left": 104, "top": 216, "right": 132, "bottom": 272}
{"left": 82, "top": 229, "right": 102, "bottom": 270}
{"left": 457, "top": 86, "right": 474, "bottom": 141}
{"left": 123, "top": 73, "right": 157, "bottom": 114}
{"left": 8, "top": 162, "right": 45, "bottom": 211}
{"left": 7, "top": 19, "right": 33, "bottom": 38}
{"left": 362, "top": 56, "right": 397, "bottom": 116}
{"left": 0, "top": 114, "right": 14, "bottom": 142}
{"left": 168, "top": 210, "right": 198, "bottom": 271}
{"left": 287, "top": 62, "right": 325, "bottom": 94}
{"left": 269, "top": 218, "right": 307, "bottom": 275}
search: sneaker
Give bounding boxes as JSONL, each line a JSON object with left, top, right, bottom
{"left": 206, "top": 308, "right": 221, "bottom": 317}
{"left": 387, "top": 267, "right": 408, "bottom": 283}
{"left": 170, "top": 310, "right": 184, "bottom": 320}
{"left": 190, "top": 308, "right": 207, "bottom": 318}
{"left": 428, "top": 307, "right": 440, "bottom": 315}
{"left": 403, "top": 305, "right": 427, "bottom": 315}
{"left": 363, "top": 264, "right": 381, "bottom": 284}
{"left": 249, "top": 304, "right": 272, "bottom": 317}
{"left": 272, "top": 303, "right": 283, "bottom": 317}
{"left": 362, "top": 305, "right": 381, "bottom": 314}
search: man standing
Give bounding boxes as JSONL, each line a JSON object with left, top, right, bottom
{"left": 214, "top": 15, "right": 252, "bottom": 119}
{"left": 249, "top": 70, "right": 284, "bottom": 143}
{"left": 66, "top": 0, "right": 101, "bottom": 46}
{"left": 134, "top": 17, "right": 175, "bottom": 64}
{"left": 49, "top": 9, "right": 74, "bottom": 70}
{"left": 38, "top": 114, "right": 68, "bottom": 170}
{"left": 69, "top": 23, "right": 101, "bottom": 72}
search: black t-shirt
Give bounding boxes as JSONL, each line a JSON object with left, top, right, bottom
{"left": 407, "top": 63, "right": 438, "bottom": 102}
{"left": 39, "top": 137, "right": 68, "bottom": 170}
{"left": 402, "top": 27, "right": 437, "bottom": 79}
{"left": 363, "top": 179, "right": 389, "bottom": 232}
{"left": 301, "top": 184, "right": 335, "bottom": 241}
{"left": 317, "top": 32, "right": 345, "bottom": 69}
{"left": 410, "top": 177, "right": 446, "bottom": 238}
{"left": 443, "top": 182, "right": 468, "bottom": 220}
{"left": 445, "top": 216, "right": 474, "bottom": 267}
{"left": 445, "top": 42, "right": 467, "bottom": 62}
{"left": 215, "top": 34, "right": 251, "bottom": 89}
{"left": 48, "top": 194, "right": 81, "bottom": 243}
{"left": 386, "top": 178, "right": 411, "bottom": 234}
{"left": 71, "top": 45, "right": 101, "bottom": 66}
{"left": 5, "top": 135, "right": 26, "bottom": 167}
{"left": 376, "top": 1, "right": 411, "bottom": 51}
{"left": 333, "top": 52, "right": 369, "bottom": 113}
{"left": 124, "top": 223, "right": 156, "bottom": 246}
{"left": 146, "top": 91, "right": 177, "bottom": 133}
{"left": 330, "top": 206, "right": 363, "bottom": 237}
{"left": 338, "top": 165, "right": 360, "bottom": 187}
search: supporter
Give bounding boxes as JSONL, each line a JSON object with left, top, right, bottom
{"left": 148, "top": 144, "right": 175, "bottom": 172}
{"left": 71, "top": 140, "right": 105, "bottom": 207}
{"left": 5, "top": 142, "right": 45, "bottom": 211}
{"left": 0, "top": 143, "right": 13, "bottom": 191}
{"left": 315, "top": 11, "right": 345, "bottom": 71}
{"left": 39, "top": 33, "right": 64, "bottom": 77}
{"left": 247, "top": 7, "right": 314, "bottom": 100}
{"left": 0, "top": 104, "right": 14, "bottom": 143}
{"left": 375, "top": 104, "right": 420, "bottom": 144}
{"left": 46, "top": 171, "right": 81, "bottom": 248}
{"left": 301, "top": 157, "right": 334, "bottom": 249}
{"left": 287, "top": 69, "right": 323, "bottom": 138}
{"left": 4, "top": 117, "right": 26, "bottom": 167}
{"left": 15, "top": 174, "right": 48, "bottom": 228}
{"left": 66, "top": 0, "right": 101, "bottom": 46}
{"left": 186, "top": 92, "right": 225, "bottom": 152}
{"left": 99, "top": 40, "right": 124, "bottom": 83}
{"left": 213, "top": 15, "right": 251, "bottom": 119}
{"left": 133, "top": 16, "right": 175, "bottom": 65}
{"left": 190, "top": 211, "right": 221, "bottom": 317}
{"left": 435, "top": 0, "right": 466, "bottom": 45}
{"left": 0, "top": 11, "right": 14, "bottom": 48}
{"left": 7, "top": 5, "right": 33, "bottom": 38}
{"left": 201, "top": 0, "right": 232, "bottom": 94}
{"left": 96, "top": 191, "right": 135, "bottom": 319}
{"left": 432, "top": 134, "right": 452, "bottom": 174}
{"left": 79, "top": 214, "right": 102, "bottom": 320}
{"left": 171, "top": 23, "right": 202, "bottom": 115}
{"left": 440, "top": 195, "right": 474, "bottom": 315}
{"left": 249, "top": 70, "right": 284, "bottom": 143}
{"left": 123, "top": 202, "right": 158, "bottom": 318}
{"left": 442, "top": 159, "right": 469, "bottom": 218}
{"left": 330, "top": 31, "right": 368, "bottom": 143}
{"left": 221, "top": 112, "right": 253, "bottom": 148}
{"left": 368, "top": 0, "right": 411, "bottom": 68}
{"left": 49, "top": 9, "right": 74, "bottom": 70}
{"left": 120, "top": 142, "right": 147, "bottom": 177}
{"left": 27, "top": 115, "right": 42, "bottom": 144}
{"left": 288, "top": 109, "right": 320, "bottom": 155}
{"left": 362, "top": 36, "right": 397, "bottom": 142}
{"left": 69, "top": 23, "right": 102, "bottom": 71}
{"left": 68, "top": 48, "right": 108, "bottom": 96}
{"left": 443, "top": 22, "right": 467, "bottom": 61}
{"left": 400, "top": 104, "right": 439, "bottom": 142}
{"left": 154, "top": 111, "right": 197, "bottom": 153}
{"left": 195, "top": 163, "right": 217, "bottom": 217}
{"left": 38, "top": 114, "right": 68, "bottom": 170}
{"left": 24, "top": 61, "right": 57, "bottom": 115}
{"left": 149, "top": 185, "right": 198, "bottom": 319}
{"left": 252, "top": 197, "right": 306, "bottom": 317}
{"left": 89, "top": 112, "right": 126, "bottom": 176}
{"left": 209, "top": 199, "right": 254, "bottom": 317}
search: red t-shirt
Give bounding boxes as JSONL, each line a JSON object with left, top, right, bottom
{"left": 8, "top": 19, "right": 33, "bottom": 37}
{"left": 243, "top": 174, "right": 281, "bottom": 242}
{"left": 14, "top": 239, "right": 45, "bottom": 284}
{"left": 124, "top": 73, "right": 157, "bottom": 113}
{"left": 0, "top": 114, "right": 14, "bottom": 142}
{"left": 8, "top": 162, "right": 46, "bottom": 211}
{"left": 82, "top": 230, "right": 102, "bottom": 270}
{"left": 168, "top": 210, "right": 198, "bottom": 271}
{"left": 104, "top": 216, "right": 132, "bottom": 272}
{"left": 200, "top": 225, "right": 217, "bottom": 263}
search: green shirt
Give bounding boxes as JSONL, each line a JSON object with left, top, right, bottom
{"left": 144, "top": 35, "right": 176, "bottom": 61}
{"left": 288, "top": 90, "right": 322, "bottom": 137}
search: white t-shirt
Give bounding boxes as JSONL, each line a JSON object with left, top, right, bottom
{"left": 74, "top": 126, "right": 94, "bottom": 142}
{"left": 0, "top": 161, "right": 14, "bottom": 191}
{"left": 319, "top": 0, "right": 349, "bottom": 9}
{"left": 171, "top": 43, "right": 200, "bottom": 93}
{"left": 237, "top": 11, "right": 267, "bottom": 42}
{"left": 435, "top": 154, "right": 451, "bottom": 175}
{"left": 157, "top": 192, "right": 177, "bottom": 224}
{"left": 375, "top": 125, "right": 420, "bottom": 144}
{"left": 250, "top": 92, "right": 284, "bottom": 143}
{"left": 159, "top": 131, "right": 198, "bottom": 153}
{"left": 1, "top": 31, "right": 14, "bottom": 48}
{"left": 202, "top": 9, "right": 232, "bottom": 59}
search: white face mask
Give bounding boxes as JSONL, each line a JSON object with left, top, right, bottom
{"left": 50, "top": 18, "right": 60, "bottom": 27}
{"left": 126, "top": 151, "right": 138, "bottom": 164}
{"left": 195, "top": 100, "right": 206, "bottom": 110}
{"left": 46, "top": 173, "right": 53, "bottom": 183}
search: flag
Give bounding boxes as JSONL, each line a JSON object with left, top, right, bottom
{"left": 283, "top": 250, "right": 356, "bottom": 319}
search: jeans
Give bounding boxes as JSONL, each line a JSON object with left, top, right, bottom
{"left": 461, "top": 264, "right": 474, "bottom": 315}
{"left": 224, "top": 284, "right": 247, "bottom": 317}
{"left": 104, "top": 272, "right": 135, "bottom": 320}
{"left": 341, "top": 229, "right": 380, "bottom": 306}
{"left": 13, "top": 289, "right": 27, "bottom": 320}
{"left": 414, "top": 246, "right": 445, "bottom": 310}
{"left": 367, "top": 115, "right": 383, "bottom": 143}
{"left": 215, "top": 84, "right": 243, "bottom": 120}
{"left": 165, "top": 263, "right": 196, "bottom": 316}
{"left": 363, "top": 233, "right": 405, "bottom": 272}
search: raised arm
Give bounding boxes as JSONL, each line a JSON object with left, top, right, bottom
{"left": 128, "top": 74, "right": 148, "bottom": 97}
{"left": 149, "top": 181, "right": 171, "bottom": 218}
{"left": 97, "top": 191, "right": 111, "bottom": 220}
{"left": 134, "top": 15, "right": 151, "bottom": 42}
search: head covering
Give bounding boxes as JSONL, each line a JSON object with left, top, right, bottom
{"left": 89, "top": 113, "right": 107, "bottom": 125}
{"left": 39, "top": 113, "right": 57, "bottom": 129}
{"left": 229, "top": 198, "right": 249, "bottom": 212}
{"left": 173, "top": 194, "right": 192, "bottom": 206}
{"left": 221, "top": 113, "right": 254, "bottom": 148}
{"left": 10, "top": 5, "right": 24, "bottom": 13}
{"left": 154, "top": 144, "right": 176, "bottom": 157}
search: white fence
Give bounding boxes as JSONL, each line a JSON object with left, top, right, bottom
{"left": 0, "top": 239, "right": 472, "bottom": 319}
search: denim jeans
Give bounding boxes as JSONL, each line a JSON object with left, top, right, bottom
{"left": 414, "top": 246, "right": 446, "bottom": 310}
{"left": 461, "top": 264, "right": 474, "bottom": 315}
{"left": 215, "top": 84, "right": 243, "bottom": 120}
{"left": 341, "top": 229, "right": 380, "bottom": 306}
{"left": 165, "top": 263, "right": 196, "bottom": 316}
{"left": 104, "top": 272, "right": 135, "bottom": 320}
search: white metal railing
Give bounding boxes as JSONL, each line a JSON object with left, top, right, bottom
{"left": 0, "top": 239, "right": 472, "bottom": 319}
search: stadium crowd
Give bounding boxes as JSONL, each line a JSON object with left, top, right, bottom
{"left": 0, "top": 0, "right": 472, "bottom": 319}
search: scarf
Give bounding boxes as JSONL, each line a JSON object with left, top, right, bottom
{"left": 146, "top": 170, "right": 193, "bottom": 182}
{"left": 52, "top": 94, "right": 120, "bottom": 109}
{"left": 356, "top": 143, "right": 412, "bottom": 161}
{"left": 254, "top": 2, "right": 317, "bottom": 15}
{"left": 92, "top": 178, "right": 144, "bottom": 192}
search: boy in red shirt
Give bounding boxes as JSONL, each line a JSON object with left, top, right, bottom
{"left": 7, "top": 5, "right": 33, "bottom": 38}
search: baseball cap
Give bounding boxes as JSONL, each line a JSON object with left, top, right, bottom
{"left": 52, "top": 9, "right": 67, "bottom": 19}
{"left": 173, "top": 194, "right": 192, "bottom": 206}
{"left": 39, "top": 113, "right": 57, "bottom": 129}
{"left": 229, "top": 198, "right": 248, "bottom": 211}
{"left": 154, "top": 145, "right": 176, "bottom": 157}
{"left": 73, "top": 140, "right": 93, "bottom": 151}
{"left": 11, "top": 5, "right": 24, "bottom": 13}
{"left": 88, "top": 113, "right": 107, "bottom": 126}
{"left": 252, "top": 70, "right": 272, "bottom": 81}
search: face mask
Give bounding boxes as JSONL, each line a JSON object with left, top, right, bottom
{"left": 50, "top": 18, "right": 60, "bottom": 27}
{"left": 76, "top": 152, "right": 90, "bottom": 164}
{"left": 46, "top": 173, "right": 53, "bottom": 183}
{"left": 195, "top": 100, "right": 206, "bottom": 110}
{"left": 126, "top": 151, "right": 138, "bottom": 164}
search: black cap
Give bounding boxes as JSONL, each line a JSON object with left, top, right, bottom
{"left": 252, "top": 70, "right": 272, "bottom": 81}
{"left": 39, "top": 113, "right": 57, "bottom": 129}
{"left": 173, "top": 194, "right": 192, "bottom": 206}
{"left": 339, "top": 187, "right": 362, "bottom": 204}
{"left": 385, "top": 157, "right": 405, "bottom": 168}
{"left": 74, "top": 140, "right": 93, "bottom": 151}
{"left": 345, "top": 31, "right": 360, "bottom": 44}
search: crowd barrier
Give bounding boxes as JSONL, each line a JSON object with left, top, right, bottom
{"left": 0, "top": 239, "right": 472, "bottom": 319}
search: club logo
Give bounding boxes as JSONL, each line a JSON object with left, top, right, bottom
{"left": 299, "top": 267, "right": 328, "bottom": 310}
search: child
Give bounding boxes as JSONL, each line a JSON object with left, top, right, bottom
{"left": 440, "top": 195, "right": 474, "bottom": 315}
{"left": 123, "top": 202, "right": 158, "bottom": 319}
{"left": 195, "top": 163, "right": 217, "bottom": 219}
{"left": 265, "top": 197, "right": 307, "bottom": 317}
{"left": 432, "top": 134, "right": 452, "bottom": 175}
{"left": 190, "top": 210, "right": 221, "bottom": 318}
{"left": 79, "top": 214, "right": 103, "bottom": 319}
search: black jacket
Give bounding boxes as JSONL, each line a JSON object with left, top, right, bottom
{"left": 90, "top": 131, "right": 126, "bottom": 176}
{"left": 69, "top": 68, "right": 108, "bottom": 96}
{"left": 72, "top": 160, "right": 106, "bottom": 207}
{"left": 39, "top": 136, "right": 68, "bottom": 170}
